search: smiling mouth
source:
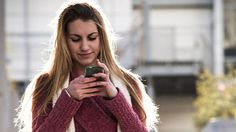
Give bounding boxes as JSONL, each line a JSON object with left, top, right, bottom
{"left": 79, "top": 53, "right": 92, "bottom": 57}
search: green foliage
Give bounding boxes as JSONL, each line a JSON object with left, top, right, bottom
{"left": 193, "top": 69, "right": 236, "bottom": 128}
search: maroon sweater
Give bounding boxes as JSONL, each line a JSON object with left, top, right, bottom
{"left": 32, "top": 78, "right": 148, "bottom": 132}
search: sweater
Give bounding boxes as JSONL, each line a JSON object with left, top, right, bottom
{"left": 32, "top": 76, "right": 148, "bottom": 132}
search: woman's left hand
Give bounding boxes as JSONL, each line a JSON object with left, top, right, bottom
{"left": 92, "top": 59, "right": 118, "bottom": 99}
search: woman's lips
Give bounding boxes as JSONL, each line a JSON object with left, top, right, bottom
{"left": 79, "top": 53, "right": 92, "bottom": 58}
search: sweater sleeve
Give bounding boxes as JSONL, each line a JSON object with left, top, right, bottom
{"left": 32, "top": 89, "right": 82, "bottom": 132}
{"left": 102, "top": 88, "right": 148, "bottom": 132}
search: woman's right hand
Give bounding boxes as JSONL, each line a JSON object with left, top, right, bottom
{"left": 66, "top": 75, "right": 103, "bottom": 100}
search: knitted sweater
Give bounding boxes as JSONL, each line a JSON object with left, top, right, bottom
{"left": 32, "top": 78, "right": 148, "bottom": 132}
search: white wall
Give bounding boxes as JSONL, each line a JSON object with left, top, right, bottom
{"left": 6, "top": 0, "right": 65, "bottom": 81}
{"left": 98, "top": 0, "right": 132, "bottom": 33}
{"left": 149, "top": 8, "right": 212, "bottom": 63}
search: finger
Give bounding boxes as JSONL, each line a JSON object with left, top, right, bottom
{"left": 91, "top": 81, "right": 109, "bottom": 88}
{"left": 74, "top": 86, "right": 104, "bottom": 100}
{"left": 79, "top": 81, "right": 104, "bottom": 89}
{"left": 72, "top": 75, "right": 84, "bottom": 83}
{"left": 97, "top": 59, "right": 109, "bottom": 74}
{"left": 82, "top": 91, "right": 105, "bottom": 98}
{"left": 92, "top": 73, "right": 109, "bottom": 80}
{"left": 81, "top": 77, "right": 97, "bottom": 83}
{"left": 81, "top": 87, "right": 103, "bottom": 94}
{"left": 74, "top": 76, "right": 97, "bottom": 84}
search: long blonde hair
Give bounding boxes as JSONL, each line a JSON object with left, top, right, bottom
{"left": 16, "top": 0, "right": 158, "bottom": 131}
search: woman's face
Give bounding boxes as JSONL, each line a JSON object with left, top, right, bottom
{"left": 67, "top": 19, "right": 100, "bottom": 67}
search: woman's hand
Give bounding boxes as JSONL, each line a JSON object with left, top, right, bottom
{"left": 92, "top": 59, "right": 118, "bottom": 99}
{"left": 66, "top": 75, "right": 101, "bottom": 100}
{"left": 66, "top": 59, "right": 117, "bottom": 100}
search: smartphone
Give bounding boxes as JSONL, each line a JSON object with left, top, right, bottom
{"left": 84, "top": 66, "right": 104, "bottom": 78}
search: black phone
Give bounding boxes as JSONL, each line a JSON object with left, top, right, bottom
{"left": 84, "top": 66, "right": 104, "bottom": 78}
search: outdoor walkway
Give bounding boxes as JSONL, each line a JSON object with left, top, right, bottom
{"left": 156, "top": 95, "right": 198, "bottom": 132}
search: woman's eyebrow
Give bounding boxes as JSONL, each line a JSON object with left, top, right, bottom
{"left": 88, "top": 32, "right": 99, "bottom": 36}
{"left": 69, "top": 32, "right": 98, "bottom": 37}
{"left": 69, "top": 34, "right": 80, "bottom": 37}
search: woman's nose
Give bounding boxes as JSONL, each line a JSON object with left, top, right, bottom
{"left": 80, "top": 39, "right": 89, "bottom": 51}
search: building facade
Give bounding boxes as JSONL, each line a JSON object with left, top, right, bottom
{"left": 6, "top": 0, "right": 236, "bottom": 95}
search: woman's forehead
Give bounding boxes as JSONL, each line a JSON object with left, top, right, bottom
{"left": 68, "top": 19, "right": 98, "bottom": 35}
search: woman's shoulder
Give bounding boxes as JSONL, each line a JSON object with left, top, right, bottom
{"left": 37, "top": 73, "right": 49, "bottom": 81}
{"left": 33, "top": 73, "right": 50, "bottom": 91}
{"left": 34, "top": 73, "right": 49, "bottom": 85}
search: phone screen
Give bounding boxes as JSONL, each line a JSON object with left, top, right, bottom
{"left": 84, "top": 66, "right": 104, "bottom": 78}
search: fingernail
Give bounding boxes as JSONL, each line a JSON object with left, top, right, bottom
{"left": 92, "top": 74, "right": 97, "bottom": 76}
{"left": 97, "top": 60, "right": 101, "bottom": 64}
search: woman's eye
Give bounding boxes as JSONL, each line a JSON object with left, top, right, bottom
{"left": 71, "top": 38, "right": 81, "bottom": 42}
{"left": 88, "top": 36, "right": 97, "bottom": 41}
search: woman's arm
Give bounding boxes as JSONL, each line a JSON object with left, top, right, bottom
{"left": 32, "top": 89, "right": 82, "bottom": 132}
{"left": 102, "top": 88, "right": 148, "bottom": 132}
{"left": 32, "top": 74, "right": 82, "bottom": 132}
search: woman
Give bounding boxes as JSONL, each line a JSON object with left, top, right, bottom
{"left": 15, "top": 1, "right": 159, "bottom": 132}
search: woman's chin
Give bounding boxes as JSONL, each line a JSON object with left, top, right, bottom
{"left": 78, "top": 60, "right": 96, "bottom": 67}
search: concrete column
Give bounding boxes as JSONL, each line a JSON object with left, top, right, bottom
{"left": 0, "top": 0, "right": 18, "bottom": 131}
{"left": 143, "top": 0, "right": 151, "bottom": 61}
{"left": 213, "top": 0, "right": 224, "bottom": 76}
{"left": 142, "top": 0, "right": 155, "bottom": 98}
{"left": 0, "top": 0, "right": 11, "bottom": 131}
{"left": 23, "top": 0, "right": 30, "bottom": 81}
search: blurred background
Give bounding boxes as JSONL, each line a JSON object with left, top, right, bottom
{"left": 1, "top": 0, "right": 236, "bottom": 132}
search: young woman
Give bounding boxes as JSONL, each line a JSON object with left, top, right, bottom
{"left": 15, "top": 1, "right": 159, "bottom": 132}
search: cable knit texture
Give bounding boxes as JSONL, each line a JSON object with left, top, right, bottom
{"left": 32, "top": 76, "right": 148, "bottom": 132}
